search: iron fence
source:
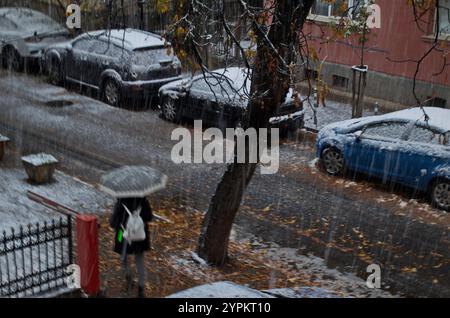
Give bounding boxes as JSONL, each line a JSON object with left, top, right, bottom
{"left": 0, "top": 216, "right": 73, "bottom": 298}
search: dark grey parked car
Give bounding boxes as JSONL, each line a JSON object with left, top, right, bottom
{"left": 43, "top": 29, "right": 182, "bottom": 107}
{"left": 159, "top": 67, "right": 305, "bottom": 135}
{"left": 0, "top": 7, "right": 69, "bottom": 71}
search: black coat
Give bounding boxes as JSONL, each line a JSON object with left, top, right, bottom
{"left": 109, "top": 197, "right": 153, "bottom": 255}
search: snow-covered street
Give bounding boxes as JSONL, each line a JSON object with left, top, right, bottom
{"left": 0, "top": 70, "right": 448, "bottom": 297}
{"left": 0, "top": 154, "right": 111, "bottom": 232}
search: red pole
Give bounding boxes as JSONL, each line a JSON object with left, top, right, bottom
{"left": 76, "top": 215, "right": 100, "bottom": 296}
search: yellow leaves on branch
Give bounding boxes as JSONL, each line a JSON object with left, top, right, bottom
{"left": 177, "top": 49, "right": 188, "bottom": 61}
{"left": 309, "top": 47, "right": 319, "bottom": 63}
{"left": 156, "top": 0, "right": 171, "bottom": 14}
{"left": 407, "top": 0, "right": 436, "bottom": 10}
{"left": 175, "top": 26, "right": 187, "bottom": 38}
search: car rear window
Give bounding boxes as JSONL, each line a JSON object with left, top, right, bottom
{"left": 131, "top": 46, "right": 173, "bottom": 65}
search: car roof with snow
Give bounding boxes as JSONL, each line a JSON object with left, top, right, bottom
{"left": 81, "top": 29, "right": 166, "bottom": 51}
{"left": 203, "top": 67, "right": 251, "bottom": 88}
{"left": 160, "top": 66, "right": 301, "bottom": 108}
{"left": 334, "top": 107, "right": 450, "bottom": 133}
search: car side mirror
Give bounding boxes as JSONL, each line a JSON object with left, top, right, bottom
{"left": 354, "top": 130, "right": 363, "bottom": 142}
{"left": 180, "top": 86, "right": 189, "bottom": 97}
{"left": 180, "top": 82, "right": 192, "bottom": 95}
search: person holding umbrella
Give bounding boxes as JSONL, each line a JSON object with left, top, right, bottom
{"left": 100, "top": 166, "right": 168, "bottom": 298}
{"left": 109, "top": 197, "right": 152, "bottom": 297}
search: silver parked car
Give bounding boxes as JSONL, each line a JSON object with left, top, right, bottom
{"left": 0, "top": 7, "right": 69, "bottom": 71}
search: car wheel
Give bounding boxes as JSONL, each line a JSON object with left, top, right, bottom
{"left": 2, "top": 47, "right": 22, "bottom": 72}
{"left": 321, "top": 147, "right": 345, "bottom": 176}
{"left": 102, "top": 79, "right": 121, "bottom": 107}
{"left": 161, "top": 97, "right": 180, "bottom": 122}
{"left": 431, "top": 179, "right": 450, "bottom": 211}
{"left": 48, "top": 58, "right": 63, "bottom": 86}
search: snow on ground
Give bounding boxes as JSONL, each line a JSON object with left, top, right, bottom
{"left": 166, "top": 281, "right": 341, "bottom": 298}
{"left": 257, "top": 247, "right": 398, "bottom": 298}
{"left": 303, "top": 98, "right": 375, "bottom": 131}
{"left": 0, "top": 166, "right": 111, "bottom": 296}
{"left": 0, "top": 168, "right": 111, "bottom": 232}
{"left": 233, "top": 228, "right": 399, "bottom": 298}
{"left": 264, "top": 286, "right": 340, "bottom": 298}
{"left": 167, "top": 281, "right": 274, "bottom": 298}
{"left": 166, "top": 226, "right": 399, "bottom": 298}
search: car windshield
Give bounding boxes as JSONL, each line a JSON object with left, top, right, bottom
{"left": 14, "top": 11, "right": 61, "bottom": 34}
{"left": 408, "top": 125, "right": 444, "bottom": 145}
{"left": 131, "top": 46, "right": 173, "bottom": 65}
{"left": 444, "top": 132, "right": 450, "bottom": 146}
{"left": 0, "top": 16, "right": 17, "bottom": 30}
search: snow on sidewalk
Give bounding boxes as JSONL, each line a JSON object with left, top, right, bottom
{"left": 0, "top": 168, "right": 111, "bottom": 231}
{"left": 303, "top": 98, "right": 375, "bottom": 131}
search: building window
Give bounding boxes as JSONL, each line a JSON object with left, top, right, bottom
{"left": 310, "top": 0, "right": 367, "bottom": 18}
{"left": 305, "top": 69, "right": 319, "bottom": 80}
{"left": 438, "top": 0, "right": 450, "bottom": 35}
{"left": 311, "top": 0, "right": 345, "bottom": 17}
{"left": 332, "top": 75, "right": 349, "bottom": 89}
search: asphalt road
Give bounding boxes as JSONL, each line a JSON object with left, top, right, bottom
{"left": 0, "top": 70, "right": 449, "bottom": 297}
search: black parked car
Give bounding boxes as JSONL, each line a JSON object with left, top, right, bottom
{"left": 158, "top": 67, "right": 304, "bottom": 135}
{"left": 0, "top": 7, "right": 69, "bottom": 71}
{"left": 43, "top": 28, "right": 182, "bottom": 107}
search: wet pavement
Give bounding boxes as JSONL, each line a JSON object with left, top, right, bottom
{"left": 0, "top": 70, "right": 449, "bottom": 297}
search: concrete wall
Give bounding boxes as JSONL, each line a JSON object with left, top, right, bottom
{"left": 313, "top": 61, "right": 449, "bottom": 109}
{"left": 303, "top": 0, "right": 450, "bottom": 109}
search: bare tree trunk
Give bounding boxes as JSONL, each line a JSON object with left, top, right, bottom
{"left": 197, "top": 162, "right": 257, "bottom": 265}
{"left": 197, "top": 0, "right": 314, "bottom": 266}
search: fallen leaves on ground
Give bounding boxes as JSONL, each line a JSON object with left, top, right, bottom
{"left": 97, "top": 201, "right": 321, "bottom": 298}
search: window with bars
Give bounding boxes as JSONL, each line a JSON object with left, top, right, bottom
{"left": 310, "top": 0, "right": 367, "bottom": 18}
{"left": 438, "top": 0, "right": 450, "bottom": 35}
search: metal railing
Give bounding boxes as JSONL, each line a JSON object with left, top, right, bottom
{"left": 0, "top": 216, "right": 73, "bottom": 298}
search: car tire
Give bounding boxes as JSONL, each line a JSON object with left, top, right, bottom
{"left": 321, "top": 147, "right": 345, "bottom": 176}
{"left": 161, "top": 96, "right": 180, "bottom": 122}
{"left": 47, "top": 58, "right": 63, "bottom": 86}
{"left": 2, "top": 46, "right": 23, "bottom": 72}
{"left": 431, "top": 179, "right": 450, "bottom": 212}
{"left": 102, "top": 78, "right": 121, "bottom": 107}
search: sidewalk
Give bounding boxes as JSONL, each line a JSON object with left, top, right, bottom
{"left": 0, "top": 148, "right": 111, "bottom": 232}
{"left": 97, "top": 199, "right": 397, "bottom": 298}
{"left": 303, "top": 98, "right": 375, "bottom": 131}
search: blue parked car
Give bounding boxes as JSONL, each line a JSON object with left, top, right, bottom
{"left": 316, "top": 107, "right": 450, "bottom": 211}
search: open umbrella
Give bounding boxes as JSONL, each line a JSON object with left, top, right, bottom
{"left": 100, "top": 166, "right": 168, "bottom": 198}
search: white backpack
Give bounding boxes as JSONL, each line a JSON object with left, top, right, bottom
{"left": 122, "top": 204, "right": 146, "bottom": 244}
